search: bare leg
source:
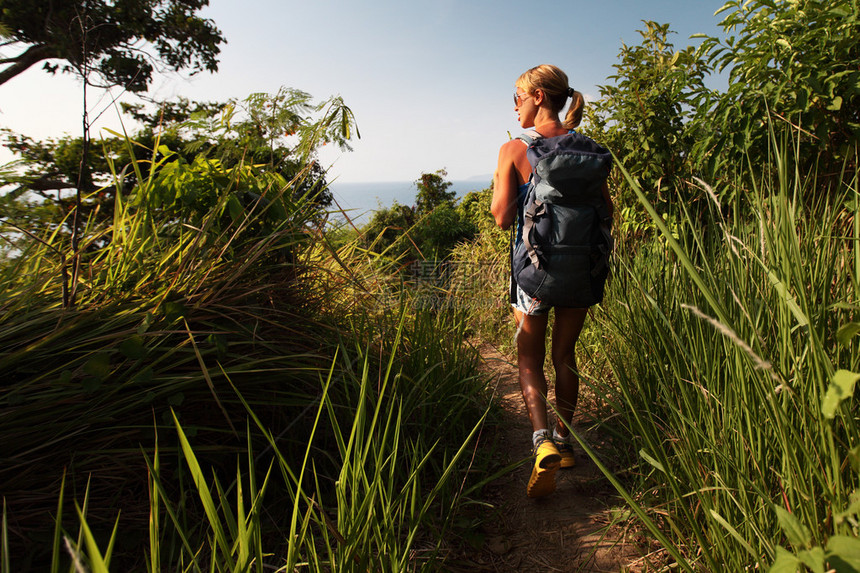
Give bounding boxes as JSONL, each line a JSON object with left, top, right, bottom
{"left": 514, "top": 308, "right": 550, "bottom": 432}
{"left": 551, "top": 307, "right": 588, "bottom": 438}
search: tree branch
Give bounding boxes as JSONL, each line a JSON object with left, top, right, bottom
{"left": 0, "top": 44, "right": 57, "bottom": 86}
{"left": 26, "top": 175, "right": 78, "bottom": 192}
{"left": 5, "top": 173, "right": 77, "bottom": 200}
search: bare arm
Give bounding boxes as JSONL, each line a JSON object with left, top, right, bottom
{"left": 491, "top": 140, "right": 527, "bottom": 229}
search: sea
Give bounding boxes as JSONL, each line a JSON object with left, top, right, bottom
{"left": 326, "top": 179, "right": 492, "bottom": 225}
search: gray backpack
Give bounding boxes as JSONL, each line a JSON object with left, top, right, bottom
{"left": 511, "top": 130, "right": 614, "bottom": 308}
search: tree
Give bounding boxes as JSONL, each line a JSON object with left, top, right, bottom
{"left": 587, "top": 21, "right": 708, "bottom": 209}
{"left": 415, "top": 169, "right": 456, "bottom": 216}
{"left": 0, "top": 1, "right": 226, "bottom": 307}
{"left": 124, "top": 87, "right": 358, "bottom": 206}
{"left": 0, "top": 88, "right": 358, "bottom": 210}
{"left": 0, "top": 0, "right": 225, "bottom": 92}
{"left": 458, "top": 185, "right": 507, "bottom": 254}
{"left": 362, "top": 200, "right": 416, "bottom": 257}
{"left": 693, "top": 0, "right": 860, "bottom": 178}
{"left": 362, "top": 170, "right": 475, "bottom": 260}
{"left": 0, "top": 88, "right": 360, "bottom": 261}
{"left": 412, "top": 202, "right": 476, "bottom": 259}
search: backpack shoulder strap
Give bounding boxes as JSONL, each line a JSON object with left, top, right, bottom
{"left": 516, "top": 129, "right": 542, "bottom": 146}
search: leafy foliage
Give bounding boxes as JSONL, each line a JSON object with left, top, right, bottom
{"left": 361, "top": 170, "right": 476, "bottom": 261}
{"left": 0, "top": 115, "right": 490, "bottom": 570}
{"left": 415, "top": 169, "right": 456, "bottom": 216}
{"left": 1, "top": 128, "right": 124, "bottom": 198}
{"left": 457, "top": 186, "right": 507, "bottom": 250}
{"left": 413, "top": 202, "right": 477, "bottom": 259}
{"left": 126, "top": 88, "right": 358, "bottom": 207}
{"left": 0, "top": 0, "right": 225, "bottom": 91}
{"left": 589, "top": 21, "right": 707, "bottom": 199}
{"left": 0, "top": 88, "right": 359, "bottom": 256}
{"left": 589, "top": 3, "right": 860, "bottom": 207}
{"left": 362, "top": 199, "right": 415, "bottom": 257}
{"left": 584, "top": 21, "right": 709, "bottom": 239}
{"left": 693, "top": 0, "right": 860, "bottom": 176}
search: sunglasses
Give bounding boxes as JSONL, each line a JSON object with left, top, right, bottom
{"left": 514, "top": 91, "right": 530, "bottom": 106}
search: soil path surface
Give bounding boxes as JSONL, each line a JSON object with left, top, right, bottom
{"left": 462, "top": 342, "right": 651, "bottom": 572}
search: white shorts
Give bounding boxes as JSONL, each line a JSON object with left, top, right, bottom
{"left": 510, "top": 280, "right": 551, "bottom": 316}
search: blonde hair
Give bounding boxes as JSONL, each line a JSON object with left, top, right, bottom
{"left": 515, "top": 64, "right": 584, "bottom": 130}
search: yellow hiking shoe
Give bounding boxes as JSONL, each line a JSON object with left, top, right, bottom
{"left": 556, "top": 440, "right": 576, "bottom": 469}
{"left": 527, "top": 435, "right": 561, "bottom": 498}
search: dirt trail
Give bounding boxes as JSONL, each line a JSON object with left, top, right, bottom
{"left": 461, "top": 342, "right": 652, "bottom": 573}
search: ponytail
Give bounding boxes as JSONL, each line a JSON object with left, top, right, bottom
{"left": 563, "top": 89, "right": 584, "bottom": 130}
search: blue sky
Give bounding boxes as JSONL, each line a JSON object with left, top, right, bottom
{"left": 0, "top": 0, "right": 727, "bottom": 183}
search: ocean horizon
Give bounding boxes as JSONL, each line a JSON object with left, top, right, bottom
{"left": 327, "top": 179, "right": 492, "bottom": 224}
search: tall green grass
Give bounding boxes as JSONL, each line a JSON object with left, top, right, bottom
{"left": 590, "top": 135, "right": 860, "bottom": 570}
{"left": 47, "top": 332, "right": 489, "bottom": 573}
{"left": 1, "top": 157, "right": 328, "bottom": 563}
{"left": 0, "top": 127, "right": 493, "bottom": 570}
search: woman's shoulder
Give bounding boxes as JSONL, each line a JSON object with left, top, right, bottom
{"left": 499, "top": 136, "right": 528, "bottom": 157}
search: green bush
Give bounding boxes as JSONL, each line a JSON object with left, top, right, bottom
{"left": 693, "top": 0, "right": 860, "bottom": 177}
{"left": 360, "top": 172, "right": 477, "bottom": 262}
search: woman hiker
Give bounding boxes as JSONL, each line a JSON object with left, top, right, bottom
{"left": 491, "top": 64, "right": 614, "bottom": 498}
